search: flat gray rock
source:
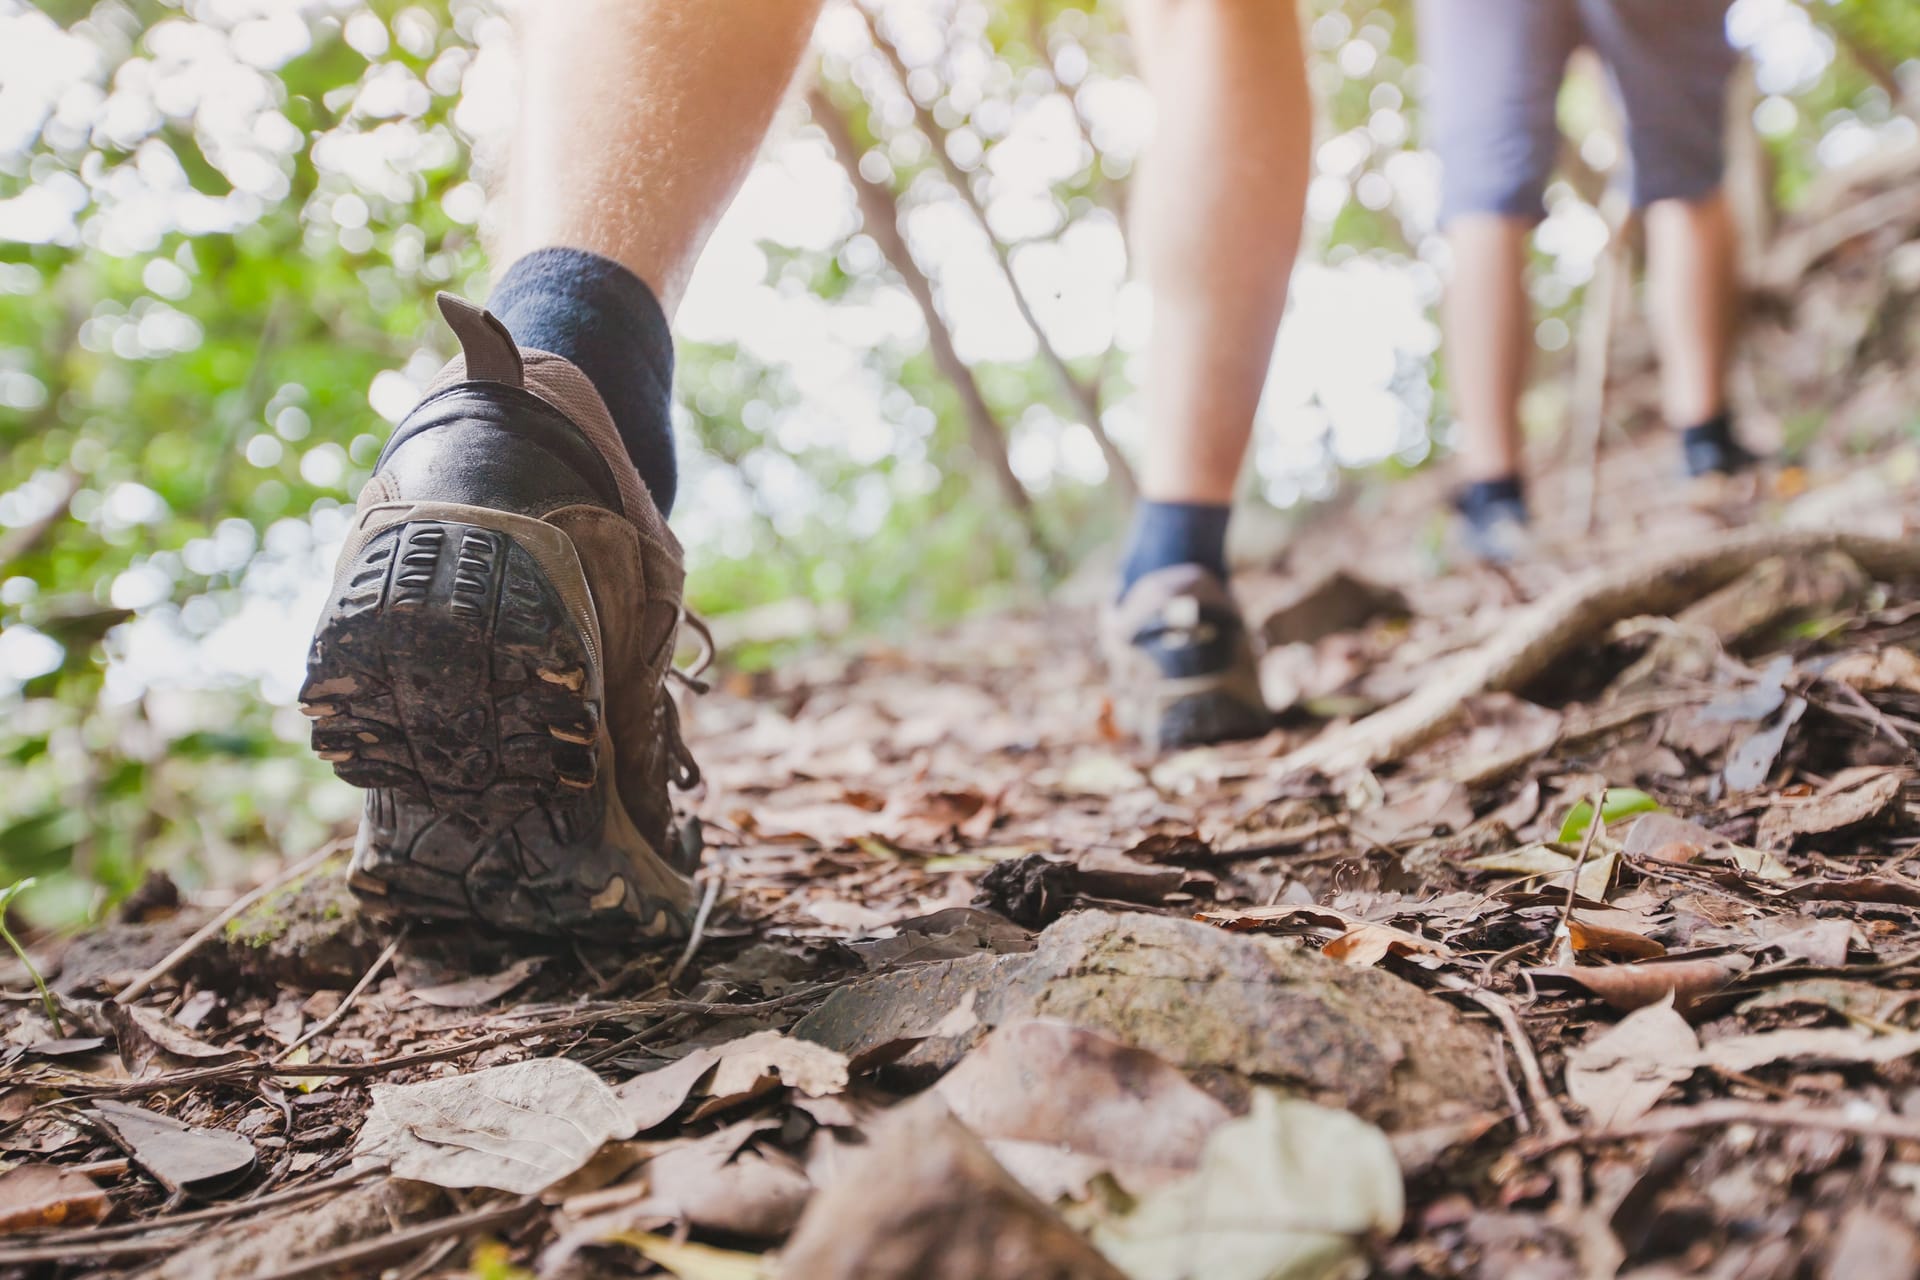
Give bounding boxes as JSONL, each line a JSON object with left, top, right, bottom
{"left": 796, "top": 910, "right": 1499, "bottom": 1129}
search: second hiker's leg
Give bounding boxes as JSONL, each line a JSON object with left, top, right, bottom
{"left": 306, "top": 0, "right": 822, "bottom": 938}
{"left": 1645, "top": 191, "right": 1739, "bottom": 445}
{"left": 1105, "top": 0, "right": 1310, "bottom": 749}
{"left": 1417, "top": 0, "right": 1577, "bottom": 562}
{"left": 1583, "top": 0, "right": 1751, "bottom": 476}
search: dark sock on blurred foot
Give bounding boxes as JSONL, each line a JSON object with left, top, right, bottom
{"left": 1119, "top": 500, "right": 1231, "bottom": 595}
{"left": 1680, "top": 412, "right": 1756, "bottom": 479}
{"left": 1453, "top": 475, "right": 1530, "bottom": 565}
{"left": 486, "top": 248, "right": 679, "bottom": 513}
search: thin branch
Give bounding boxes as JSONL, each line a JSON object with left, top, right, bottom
{"left": 808, "top": 82, "right": 1062, "bottom": 570}
{"left": 0, "top": 467, "right": 81, "bottom": 578}
{"left": 1518, "top": 1098, "right": 1920, "bottom": 1157}
{"left": 858, "top": 4, "right": 1138, "bottom": 498}
{"left": 276, "top": 926, "right": 406, "bottom": 1061}
{"left": 1793, "top": 0, "right": 1919, "bottom": 120}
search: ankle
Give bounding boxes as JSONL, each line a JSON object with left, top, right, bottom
{"left": 1118, "top": 500, "right": 1232, "bottom": 595}
{"left": 487, "top": 248, "right": 678, "bottom": 513}
{"left": 1454, "top": 474, "right": 1526, "bottom": 515}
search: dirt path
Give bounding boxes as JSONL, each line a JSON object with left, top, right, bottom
{"left": 10, "top": 162, "right": 1920, "bottom": 1279}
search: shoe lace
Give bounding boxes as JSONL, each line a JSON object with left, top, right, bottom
{"left": 661, "top": 610, "right": 715, "bottom": 790}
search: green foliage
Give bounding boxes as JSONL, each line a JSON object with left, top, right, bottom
{"left": 0, "top": 879, "right": 64, "bottom": 1034}
{"left": 1558, "top": 788, "right": 1661, "bottom": 844}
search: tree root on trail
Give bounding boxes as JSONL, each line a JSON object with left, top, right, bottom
{"left": 1274, "top": 529, "right": 1920, "bottom": 779}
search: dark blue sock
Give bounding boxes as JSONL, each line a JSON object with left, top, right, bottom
{"left": 1118, "top": 501, "right": 1232, "bottom": 594}
{"left": 486, "top": 248, "right": 679, "bottom": 514}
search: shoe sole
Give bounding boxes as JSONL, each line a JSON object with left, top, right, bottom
{"left": 302, "top": 506, "right": 687, "bottom": 939}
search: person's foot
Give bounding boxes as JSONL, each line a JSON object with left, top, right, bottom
{"left": 301, "top": 295, "right": 696, "bottom": 939}
{"left": 1680, "top": 413, "right": 1759, "bottom": 478}
{"left": 1452, "top": 476, "right": 1530, "bottom": 566}
{"left": 1103, "top": 565, "right": 1270, "bottom": 750}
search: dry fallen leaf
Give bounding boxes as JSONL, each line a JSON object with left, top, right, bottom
{"left": 355, "top": 1058, "right": 634, "bottom": 1194}
{"left": 1322, "top": 922, "right": 1453, "bottom": 968}
{"left": 933, "top": 1020, "right": 1230, "bottom": 1197}
{"left": 1567, "top": 916, "right": 1666, "bottom": 962}
{"left": 1464, "top": 843, "right": 1617, "bottom": 901}
{"left": 699, "top": 1031, "right": 850, "bottom": 1115}
{"left": 408, "top": 956, "right": 543, "bottom": 1009}
{"left": 0, "top": 1164, "right": 109, "bottom": 1234}
{"left": 1091, "top": 1090, "right": 1404, "bottom": 1280}
{"left": 1528, "top": 954, "right": 1749, "bottom": 1015}
{"left": 110, "top": 1004, "right": 253, "bottom": 1074}
{"left": 777, "top": 1096, "right": 1126, "bottom": 1280}
{"left": 1695, "top": 1026, "right": 1920, "bottom": 1074}
{"left": 620, "top": 1120, "right": 813, "bottom": 1239}
{"left": 1825, "top": 647, "right": 1920, "bottom": 695}
{"left": 93, "top": 1100, "right": 256, "bottom": 1198}
{"left": 616, "top": 1031, "right": 852, "bottom": 1132}
{"left": 1755, "top": 766, "right": 1907, "bottom": 849}
{"left": 605, "top": 1232, "right": 770, "bottom": 1280}
{"left": 1564, "top": 999, "right": 1700, "bottom": 1127}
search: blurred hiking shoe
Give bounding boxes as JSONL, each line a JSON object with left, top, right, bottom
{"left": 1452, "top": 477, "right": 1531, "bottom": 566}
{"left": 300, "top": 294, "right": 696, "bottom": 939}
{"left": 1103, "top": 565, "right": 1270, "bottom": 750}
{"left": 1681, "top": 413, "right": 1760, "bottom": 478}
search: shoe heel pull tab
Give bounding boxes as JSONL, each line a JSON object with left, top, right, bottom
{"left": 436, "top": 292, "right": 524, "bottom": 388}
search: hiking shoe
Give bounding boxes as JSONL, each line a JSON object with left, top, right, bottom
{"left": 1452, "top": 479, "right": 1531, "bottom": 566}
{"left": 1681, "top": 417, "right": 1760, "bottom": 478}
{"left": 301, "top": 295, "right": 696, "bottom": 939}
{"left": 1103, "top": 565, "right": 1270, "bottom": 750}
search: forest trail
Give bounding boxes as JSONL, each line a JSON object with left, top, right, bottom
{"left": 9, "top": 154, "right": 1920, "bottom": 1279}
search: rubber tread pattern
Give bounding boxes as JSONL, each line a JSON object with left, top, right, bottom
{"left": 302, "top": 519, "right": 685, "bottom": 939}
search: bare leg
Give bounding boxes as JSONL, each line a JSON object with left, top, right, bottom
{"left": 1439, "top": 215, "right": 1533, "bottom": 481}
{"left": 1644, "top": 188, "right": 1736, "bottom": 427}
{"left": 503, "top": 0, "right": 825, "bottom": 314}
{"left": 1125, "top": 0, "right": 1311, "bottom": 505}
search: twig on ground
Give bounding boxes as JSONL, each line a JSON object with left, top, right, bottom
{"left": 666, "top": 864, "right": 725, "bottom": 991}
{"left": 277, "top": 927, "right": 406, "bottom": 1062}
{"left": 114, "top": 838, "right": 349, "bottom": 1006}
{"left": 1446, "top": 979, "right": 1585, "bottom": 1213}
{"left": 4, "top": 1168, "right": 376, "bottom": 1250}
{"left": 1518, "top": 1099, "right": 1920, "bottom": 1157}
{"left": 1273, "top": 530, "right": 1920, "bottom": 777}
{"left": 52, "top": 987, "right": 832, "bottom": 1099}
{"left": 1550, "top": 788, "right": 1609, "bottom": 964}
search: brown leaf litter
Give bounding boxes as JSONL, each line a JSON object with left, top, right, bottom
{"left": 14, "top": 182, "right": 1920, "bottom": 1275}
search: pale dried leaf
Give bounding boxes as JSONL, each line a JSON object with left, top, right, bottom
{"left": 1565, "top": 1000, "right": 1700, "bottom": 1127}
{"left": 1696, "top": 1027, "right": 1920, "bottom": 1074}
{"left": 934, "top": 1021, "right": 1230, "bottom": 1186}
{"left": 703, "top": 1031, "right": 850, "bottom": 1106}
{"left": 1091, "top": 1091, "right": 1404, "bottom": 1280}
{"left": 354, "top": 1058, "right": 633, "bottom": 1194}
{"left": 1322, "top": 922, "right": 1453, "bottom": 968}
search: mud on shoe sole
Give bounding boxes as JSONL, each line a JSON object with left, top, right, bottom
{"left": 301, "top": 513, "right": 688, "bottom": 939}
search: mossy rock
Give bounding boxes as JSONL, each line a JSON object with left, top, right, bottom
{"left": 203, "top": 857, "right": 390, "bottom": 990}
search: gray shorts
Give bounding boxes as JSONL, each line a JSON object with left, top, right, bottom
{"left": 1416, "top": 0, "right": 1737, "bottom": 224}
